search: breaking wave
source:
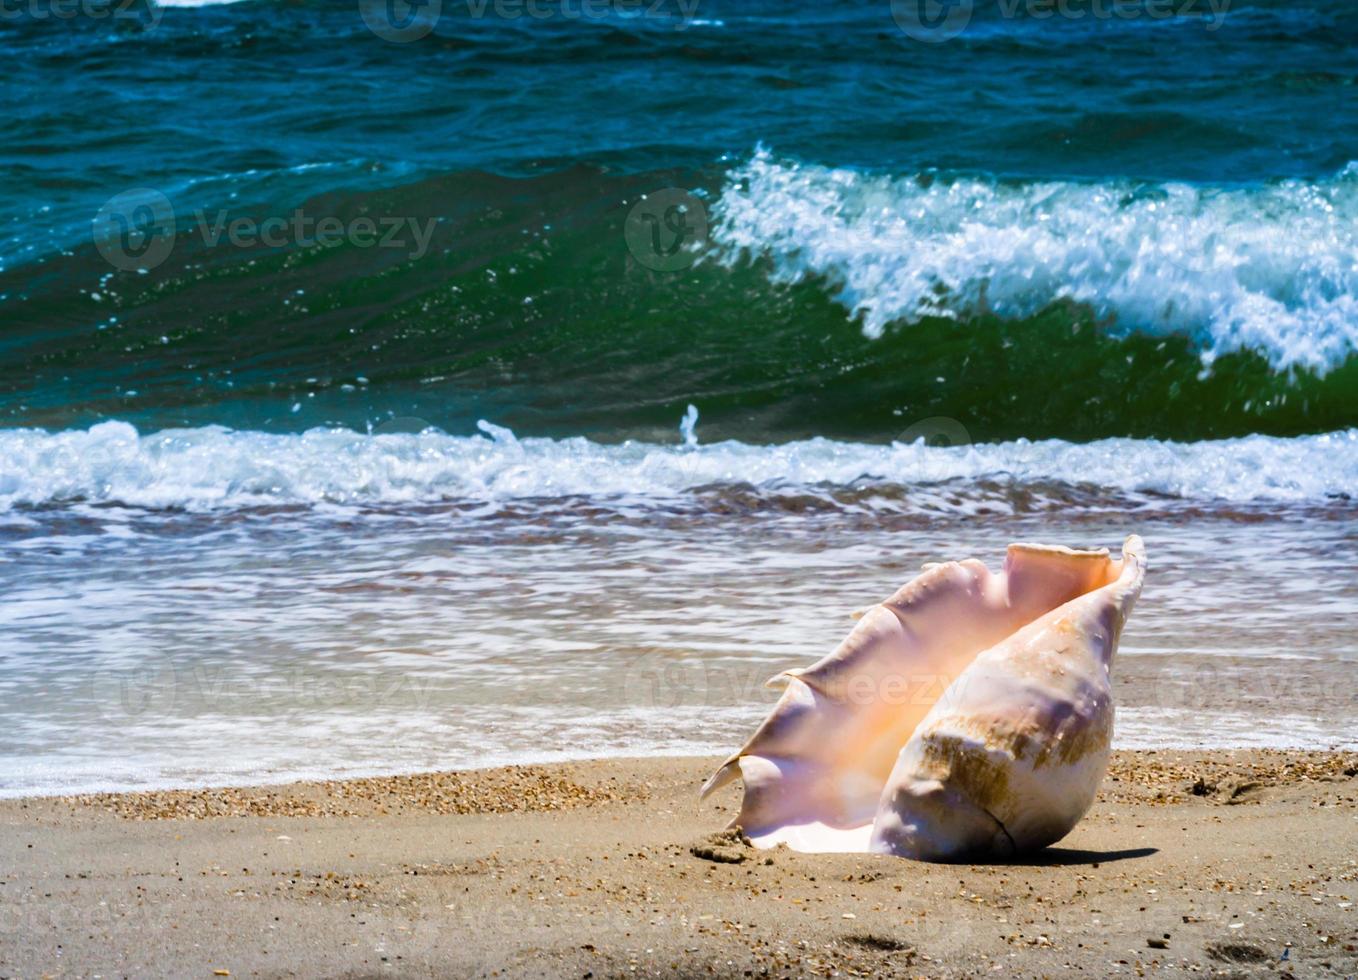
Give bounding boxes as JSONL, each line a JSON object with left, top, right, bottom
{"left": 0, "top": 420, "right": 1352, "bottom": 512}
{"left": 713, "top": 150, "right": 1358, "bottom": 373}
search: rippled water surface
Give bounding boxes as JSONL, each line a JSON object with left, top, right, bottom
{"left": 2, "top": 484, "right": 1353, "bottom": 796}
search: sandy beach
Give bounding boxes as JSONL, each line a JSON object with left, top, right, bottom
{"left": 2, "top": 750, "right": 1355, "bottom": 978}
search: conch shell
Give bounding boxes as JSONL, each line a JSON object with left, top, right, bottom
{"left": 701, "top": 536, "right": 1146, "bottom": 861}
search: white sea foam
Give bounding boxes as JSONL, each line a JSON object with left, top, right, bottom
{"left": 0, "top": 420, "right": 1351, "bottom": 511}
{"left": 5, "top": 704, "right": 1351, "bottom": 798}
{"left": 712, "top": 149, "right": 1358, "bottom": 373}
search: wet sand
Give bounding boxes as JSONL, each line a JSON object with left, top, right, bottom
{"left": 2, "top": 751, "right": 1356, "bottom": 978}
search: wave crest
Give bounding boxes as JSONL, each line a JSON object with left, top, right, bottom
{"left": 0, "top": 421, "right": 1352, "bottom": 512}
{"left": 712, "top": 150, "right": 1358, "bottom": 373}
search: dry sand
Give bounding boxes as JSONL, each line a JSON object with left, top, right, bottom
{"left": 2, "top": 751, "right": 1356, "bottom": 978}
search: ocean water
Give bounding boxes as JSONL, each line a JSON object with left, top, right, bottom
{"left": 0, "top": 0, "right": 1355, "bottom": 794}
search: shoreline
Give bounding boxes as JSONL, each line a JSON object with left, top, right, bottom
{"left": 7, "top": 735, "right": 1358, "bottom": 805}
{"left": 3, "top": 750, "right": 1356, "bottom": 977}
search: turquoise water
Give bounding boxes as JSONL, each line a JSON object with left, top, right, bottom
{"left": 2, "top": 0, "right": 1356, "bottom": 439}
